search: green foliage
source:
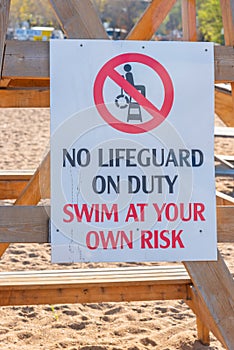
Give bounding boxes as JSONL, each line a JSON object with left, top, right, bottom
{"left": 197, "top": 0, "right": 223, "bottom": 44}
{"left": 157, "top": 1, "right": 182, "bottom": 37}
{"left": 9, "top": 0, "right": 59, "bottom": 27}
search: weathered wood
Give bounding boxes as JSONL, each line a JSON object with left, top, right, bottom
{"left": 215, "top": 46, "right": 234, "bottom": 83}
{"left": 48, "top": 0, "right": 108, "bottom": 39}
{"left": 0, "top": 170, "right": 33, "bottom": 199}
{"left": 0, "top": 87, "right": 50, "bottom": 108}
{"left": 186, "top": 287, "right": 224, "bottom": 346}
{"left": 0, "top": 77, "right": 49, "bottom": 88}
{"left": 0, "top": 205, "right": 233, "bottom": 243}
{"left": 216, "top": 190, "right": 234, "bottom": 205}
{"left": 2, "top": 42, "right": 233, "bottom": 83}
{"left": 15, "top": 152, "right": 50, "bottom": 205}
{"left": 0, "top": 0, "right": 11, "bottom": 78}
{"left": 195, "top": 317, "right": 210, "bottom": 346}
{"left": 0, "top": 265, "right": 192, "bottom": 306}
{"left": 220, "top": 0, "right": 234, "bottom": 46}
{"left": 220, "top": 0, "right": 234, "bottom": 122}
{"left": 127, "top": 0, "right": 176, "bottom": 40}
{"left": 184, "top": 251, "right": 234, "bottom": 349}
{"left": 181, "top": 0, "right": 197, "bottom": 41}
{"left": 215, "top": 85, "right": 234, "bottom": 126}
{"left": 217, "top": 206, "right": 234, "bottom": 242}
{"left": 2, "top": 40, "right": 49, "bottom": 78}
{"left": 0, "top": 206, "right": 49, "bottom": 243}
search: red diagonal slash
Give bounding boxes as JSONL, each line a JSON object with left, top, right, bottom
{"left": 108, "top": 69, "right": 162, "bottom": 119}
{"left": 93, "top": 53, "right": 174, "bottom": 134}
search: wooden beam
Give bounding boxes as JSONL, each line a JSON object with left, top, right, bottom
{"left": 220, "top": 0, "right": 234, "bottom": 123}
{"left": 0, "top": 266, "right": 191, "bottom": 306}
{"left": 220, "top": 0, "right": 234, "bottom": 46}
{"left": 48, "top": 0, "right": 108, "bottom": 39}
{"left": 0, "top": 205, "right": 233, "bottom": 244}
{"left": 0, "top": 87, "right": 49, "bottom": 108}
{"left": 14, "top": 152, "right": 50, "bottom": 205}
{"left": 181, "top": 0, "right": 197, "bottom": 41}
{"left": 216, "top": 190, "right": 234, "bottom": 205}
{"left": 0, "top": 0, "right": 11, "bottom": 78}
{"left": 0, "top": 206, "right": 49, "bottom": 243}
{"left": 186, "top": 287, "right": 223, "bottom": 346}
{"left": 184, "top": 251, "right": 234, "bottom": 349}
{"left": 2, "top": 42, "right": 233, "bottom": 84}
{"left": 3, "top": 40, "right": 49, "bottom": 78}
{"left": 217, "top": 206, "right": 234, "bottom": 242}
{"left": 214, "top": 46, "right": 234, "bottom": 83}
{"left": 0, "top": 170, "right": 33, "bottom": 199}
{"left": 215, "top": 85, "right": 234, "bottom": 126}
{"left": 127, "top": 0, "right": 176, "bottom": 40}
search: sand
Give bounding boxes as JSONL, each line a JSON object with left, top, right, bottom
{"left": 0, "top": 108, "right": 233, "bottom": 350}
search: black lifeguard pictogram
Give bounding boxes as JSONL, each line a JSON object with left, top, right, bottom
{"left": 93, "top": 53, "right": 174, "bottom": 134}
{"left": 115, "top": 64, "right": 146, "bottom": 122}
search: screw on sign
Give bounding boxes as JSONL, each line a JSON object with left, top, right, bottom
{"left": 93, "top": 53, "right": 174, "bottom": 134}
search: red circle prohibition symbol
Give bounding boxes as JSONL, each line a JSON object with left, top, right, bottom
{"left": 93, "top": 53, "right": 174, "bottom": 134}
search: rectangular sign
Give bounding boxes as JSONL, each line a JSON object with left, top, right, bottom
{"left": 50, "top": 40, "right": 217, "bottom": 263}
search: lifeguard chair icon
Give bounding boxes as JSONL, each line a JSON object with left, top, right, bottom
{"left": 115, "top": 64, "right": 146, "bottom": 122}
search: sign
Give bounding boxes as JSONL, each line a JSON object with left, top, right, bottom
{"left": 50, "top": 40, "right": 217, "bottom": 263}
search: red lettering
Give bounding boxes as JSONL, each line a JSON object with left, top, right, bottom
{"left": 160, "top": 230, "right": 170, "bottom": 248}
{"left": 172, "top": 229, "right": 184, "bottom": 248}
{"left": 141, "top": 230, "right": 153, "bottom": 248}
{"left": 101, "top": 204, "right": 119, "bottom": 222}
{"left": 125, "top": 204, "right": 139, "bottom": 222}
{"left": 86, "top": 231, "right": 99, "bottom": 250}
{"left": 63, "top": 204, "right": 74, "bottom": 223}
{"left": 153, "top": 203, "right": 166, "bottom": 221}
{"left": 194, "top": 203, "right": 205, "bottom": 221}
{"left": 165, "top": 203, "right": 178, "bottom": 221}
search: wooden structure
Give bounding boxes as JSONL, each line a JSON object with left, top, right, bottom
{"left": 0, "top": 0, "right": 233, "bottom": 349}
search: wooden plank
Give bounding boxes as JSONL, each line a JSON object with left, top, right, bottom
{"left": 181, "top": 0, "right": 197, "bottom": 41}
{"left": 0, "top": 87, "right": 49, "bottom": 108}
{"left": 0, "top": 266, "right": 192, "bottom": 306}
{"left": 0, "top": 205, "right": 233, "bottom": 243}
{"left": 216, "top": 190, "right": 234, "bottom": 205}
{"left": 15, "top": 151, "right": 50, "bottom": 205}
{"left": 127, "top": 0, "right": 176, "bottom": 40}
{"left": 0, "top": 206, "right": 49, "bottom": 243}
{"left": 0, "top": 78, "right": 49, "bottom": 88}
{"left": 0, "top": 170, "right": 33, "bottom": 180}
{"left": 0, "top": 282, "right": 190, "bottom": 306}
{"left": 48, "top": 0, "right": 108, "bottom": 39}
{"left": 215, "top": 85, "right": 234, "bottom": 126}
{"left": 220, "top": 0, "right": 234, "bottom": 124}
{"left": 217, "top": 206, "right": 234, "bottom": 242}
{"left": 0, "top": 170, "right": 33, "bottom": 199}
{"left": 186, "top": 287, "right": 223, "bottom": 346}
{"left": 0, "top": 180, "right": 29, "bottom": 199}
{"left": 0, "top": 0, "right": 10, "bottom": 78}
{"left": 195, "top": 317, "right": 210, "bottom": 346}
{"left": 184, "top": 251, "right": 234, "bottom": 349}
{"left": 2, "top": 42, "right": 234, "bottom": 83}
{"left": 215, "top": 46, "right": 234, "bottom": 83}
{"left": 220, "top": 0, "right": 234, "bottom": 46}
{"left": 2, "top": 40, "right": 49, "bottom": 78}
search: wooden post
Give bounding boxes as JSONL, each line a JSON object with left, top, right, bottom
{"left": 185, "top": 252, "right": 234, "bottom": 349}
{"left": 48, "top": 0, "right": 108, "bottom": 39}
{"left": 181, "top": 0, "right": 197, "bottom": 41}
{"left": 127, "top": 0, "right": 176, "bottom": 40}
{"left": 220, "top": 0, "right": 234, "bottom": 126}
{"left": 0, "top": 0, "right": 11, "bottom": 78}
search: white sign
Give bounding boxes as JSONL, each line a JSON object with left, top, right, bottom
{"left": 50, "top": 40, "right": 217, "bottom": 263}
